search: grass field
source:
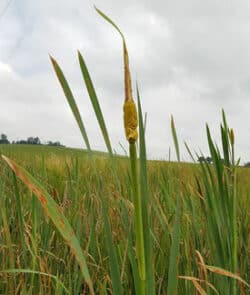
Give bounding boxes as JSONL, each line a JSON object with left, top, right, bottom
{"left": 0, "top": 143, "right": 249, "bottom": 294}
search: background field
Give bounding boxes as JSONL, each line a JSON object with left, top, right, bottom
{"left": 0, "top": 144, "right": 249, "bottom": 294}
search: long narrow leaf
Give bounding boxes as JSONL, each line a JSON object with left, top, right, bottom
{"left": 167, "top": 195, "right": 181, "bottom": 295}
{"left": 78, "top": 51, "right": 113, "bottom": 156}
{"left": 95, "top": 7, "right": 133, "bottom": 105}
{"left": 184, "top": 141, "right": 196, "bottom": 162}
{"left": 1, "top": 269, "right": 70, "bottom": 294}
{"left": 50, "top": 56, "right": 91, "bottom": 152}
{"left": 2, "top": 155, "right": 94, "bottom": 295}
{"left": 137, "top": 84, "right": 156, "bottom": 295}
{"left": 102, "top": 199, "right": 123, "bottom": 294}
{"left": 95, "top": 7, "right": 124, "bottom": 40}
{"left": 171, "top": 115, "right": 180, "bottom": 162}
{"left": 204, "top": 265, "right": 250, "bottom": 287}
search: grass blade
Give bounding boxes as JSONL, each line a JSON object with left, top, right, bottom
{"left": 178, "top": 276, "right": 219, "bottom": 295}
{"left": 12, "top": 172, "right": 26, "bottom": 255}
{"left": 95, "top": 7, "right": 133, "bottom": 106}
{"left": 171, "top": 115, "right": 180, "bottom": 162}
{"left": 1, "top": 205, "right": 16, "bottom": 293}
{"left": 184, "top": 141, "right": 196, "bottom": 162}
{"left": 78, "top": 51, "right": 113, "bottom": 156}
{"left": 2, "top": 155, "right": 94, "bottom": 295}
{"left": 1, "top": 269, "right": 70, "bottom": 294}
{"left": 204, "top": 265, "right": 250, "bottom": 288}
{"left": 167, "top": 195, "right": 181, "bottom": 295}
{"left": 102, "top": 199, "right": 123, "bottom": 294}
{"left": 50, "top": 56, "right": 91, "bottom": 152}
{"left": 95, "top": 6, "right": 124, "bottom": 40}
{"left": 137, "top": 84, "right": 156, "bottom": 295}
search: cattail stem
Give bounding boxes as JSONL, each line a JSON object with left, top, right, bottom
{"left": 231, "top": 132, "right": 237, "bottom": 295}
{"left": 129, "top": 142, "right": 146, "bottom": 290}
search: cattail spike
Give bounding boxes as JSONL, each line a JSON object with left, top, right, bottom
{"left": 124, "top": 99, "right": 138, "bottom": 143}
{"left": 230, "top": 128, "right": 235, "bottom": 146}
{"left": 95, "top": 7, "right": 138, "bottom": 143}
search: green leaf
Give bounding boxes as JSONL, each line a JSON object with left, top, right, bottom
{"left": 95, "top": 6, "right": 124, "bottom": 40}
{"left": 167, "top": 195, "right": 180, "bottom": 295}
{"left": 50, "top": 56, "right": 91, "bottom": 152}
{"left": 102, "top": 199, "right": 123, "bottom": 294}
{"left": 78, "top": 51, "right": 113, "bottom": 157}
{"left": 171, "top": 115, "right": 180, "bottom": 162}
{"left": 184, "top": 141, "right": 196, "bottom": 162}
{"left": 2, "top": 155, "right": 94, "bottom": 295}
{"left": 1, "top": 269, "right": 70, "bottom": 294}
{"left": 137, "top": 84, "right": 156, "bottom": 295}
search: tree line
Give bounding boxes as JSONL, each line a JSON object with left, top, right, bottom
{"left": 0, "top": 133, "right": 64, "bottom": 147}
{"left": 1, "top": 133, "right": 250, "bottom": 167}
{"left": 197, "top": 156, "right": 250, "bottom": 168}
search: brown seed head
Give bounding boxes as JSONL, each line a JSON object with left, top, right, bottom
{"left": 230, "top": 128, "right": 234, "bottom": 146}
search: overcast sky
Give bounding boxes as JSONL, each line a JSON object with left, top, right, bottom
{"left": 1, "top": 0, "right": 250, "bottom": 162}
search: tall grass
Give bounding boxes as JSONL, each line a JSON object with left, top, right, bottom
{"left": 0, "top": 7, "right": 249, "bottom": 295}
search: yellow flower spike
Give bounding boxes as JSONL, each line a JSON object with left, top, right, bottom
{"left": 95, "top": 7, "right": 139, "bottom": 144}
{"left": 123, "top": 99, "right": 138, "bottom": 143}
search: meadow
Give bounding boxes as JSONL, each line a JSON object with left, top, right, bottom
{"left": 0, "top": 142, "right": 249, "bottom": 294}
{"left": 0, "top": 8, "right": 250, "bottom": 295}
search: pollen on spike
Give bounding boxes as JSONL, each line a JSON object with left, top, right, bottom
{"left": 123, "top": 100, "right": 138, "bottom": 143}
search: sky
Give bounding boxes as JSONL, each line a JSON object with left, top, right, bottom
{"left": 0, "top": 0, "right": 250, "bottom": 162}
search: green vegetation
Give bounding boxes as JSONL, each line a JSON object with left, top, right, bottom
{"left": 0, "top": 142, "right": 250, "bottom": 294}
{"left": 0, "top": 8, "right": 249, "bottom": 295}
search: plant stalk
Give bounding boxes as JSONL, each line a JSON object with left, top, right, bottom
{"left": 231, "top": 138, "right": 237, "bottom": 295}
{"left": 129, "top": 142, "right": 146, "bottom": 293}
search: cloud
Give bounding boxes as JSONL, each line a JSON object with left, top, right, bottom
{"left": 0, "top": 61, "right": 12, "bottom": 73}
{"left": 0, "top": 0, "right": 249, "bottom": 162}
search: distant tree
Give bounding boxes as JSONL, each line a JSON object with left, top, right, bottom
{"left": 27, "top": 137, "right": 34, "bottom": 144}
{"left": 34, "top": 137, "right": 41, "bottom": 145}
{"left": 198, "top": 156, "right": 206, "bottom": 163}
{"left": 54, "top": 141, "right": 64, "bottom": 147}
{"left": 0, "top": 133, "right": 10, "bottom": 144}
{"left": 47, "top": 141, "right": 64, "bottom": 147}
{"left": 12, "top": 136, "right": 64, "bottom": 147}
{"left": 206, "top": 157, "right": 212, "bottom": 164}
{"left": 198, "top": 156, "right": 213, "bottom": 164}
{"left": 1, "top": 134, "right": 7, "bottom": 140}
{"left": 26, "top": 136, "right": 41, "bottom": 145}
{"left": 16, "top": 140, "right": 28, "bottom": 144}
{"left": 244, "top": 162, "right": 250, "bottom": 168}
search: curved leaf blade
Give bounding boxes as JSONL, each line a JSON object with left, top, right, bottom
{"left": 2, "top": 155, "right": 94, "bottom": 295}
{"left": 78, "top": 51, "right": 113, "bottom": 156}
{"left": 50, "top": 56, "right": 91, "bottom": 152}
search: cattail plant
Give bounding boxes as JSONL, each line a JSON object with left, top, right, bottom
{"left": 123, "top": 47, "right": 146, "bottom": 292}
{"left": 95, "top": 8, "right": 146, "bottom": 293}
